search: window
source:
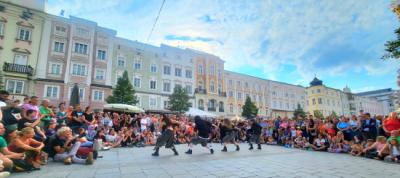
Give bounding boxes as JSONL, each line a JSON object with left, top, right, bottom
{"left": 54, "top": 42, "right": 64, "bottom": 53}
{"left": 14, "top": 54, "right": 28, "bottom": 65}
{"left": 237, "top": 81, "right": 241, "bottom": 87}
{"left": 150, "top": 64, "right": 157, "bottom": 73}
{"left": 18, "top": 28, "right": 31, "bottom": 41}
{"left": 45, "top": 86, "right": 59, "bottom": 98}
{"left": 77, "top": 27, "right": 89, "bottom": 36}
{"left": 72, "top": 64, "right": 86, "bottom": 76}
{"left": 273, "top": 101, "right": 277, "bottom": 108}
{"left": 163, "top": 81, "right": 171, "bottom": 92}
{"left": 229, "top": 80, "right": 233, "bottom": 86}
{"left": 117, "top": 57, "right": 125, "bottom": 67}
{"left": 74, "top": 43, "right": 88, "bottom": 54}
{"left": 134, "top": 77, "right": 141, "bottom": 88}
{"left": 97, "top": 50, "right": 106, "bottom": 60}
{"left": 134, "top": 57, "right": 141, "bottom": 70}
{"left": 229, "top": 91, "right": 233, "bottom": 97}
{"left": 95, "top": 69, "right": 105, "bottom": 80}
{"left": 50, "top": 63, "right": 61, "bottom": 75}
{"left": 245, "top": 82, "right": 248, "bottom": 88}
{"left": 0, "top": 23, "right": 4, "bottom": 36}
{"left": 210, "top": 81, "right": 215, "bottom": 92}
{"left": 55, "top": 26, "right": 66, "bottom": 33}
{"left": 312, "top": 99, "right": 316, "bottom": 105}
{"left": 318, "top": 98, "right": 322, "bottom": 104}
{"left": 210, "top": 64, "right": 215, "bottom": 75}
{"left": 286, "top": 103, "right": 289, "bottom": 109}
{"left": 185, "top": 69, "right": 192, "bottom": 78}
{"left": 272, "top": 91, "right": 276, "bottom": 96}
{"left": 150, "top": 80, "right": 156, "bottom": 90}
{"left": 137, "top": 96, "right": 141, "bottom": 106}
{"left": 230, "top": 105, "right": 234, "bottom": 113}
{"left": 317, "top": 89, "right": 321, "bottom": 93}
{"left": 149, "top": 97, "right": 157, "bottom": 107}
{"left": 237, "top": 92, "right": 242, "bottom": 99}
{"left": 93, "top": 90, "right": 104, "bottom": 101}
{"left": 163, "top": 65, "right": 171, "bottom": 75}
{"left": 285, "top": 93, "right": 289, "bottom": 97}
{"left": 175, "top": 68, "right": 182, "bottom": 77}
{"left": 199, "top": 65, "right": 203, "bottom": 74}
{"left": 327, "top": 99, "right": 330, "bottom": 106}
{"left": 279, "top": 101, "right": 283, "bottom": 109}
{"left": 6, "top": 80, "right": 24, "bottom": 94}
{"left": 185, "top": 85, "right": 192, "bottom": 94}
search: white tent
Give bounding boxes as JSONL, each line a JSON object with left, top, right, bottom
{"left": 185, "top": 107, "right": 217, "bottom": 118}
{"left": 103, "top": 104, "right": 145, "bottom": 113}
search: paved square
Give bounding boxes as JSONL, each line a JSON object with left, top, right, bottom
{"left": 11, "top": 143, "right": 400, "bottom": 178}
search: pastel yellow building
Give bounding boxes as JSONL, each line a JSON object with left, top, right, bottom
{"left": 306, "top": 77, "right": 345, "bottom": 117}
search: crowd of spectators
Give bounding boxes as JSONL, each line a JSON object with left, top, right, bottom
{"left": 0, "top": 90, "right": 399, "bottom": 177}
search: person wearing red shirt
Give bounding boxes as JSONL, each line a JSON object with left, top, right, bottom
{"left": 383, "top": 112, "right": 400, "bottom": 136}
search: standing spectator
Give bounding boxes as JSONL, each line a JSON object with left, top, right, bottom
{"left": 306, "top": 117, "right": 316, "bottom": 144}
{"left": 0, "top": 91, "right": 10, "bottom": 108}
{"left": 56, "top": 103, "right": 67, "bottom": 125}
{"left": 38, "top": 100, "right": 54, "bottom": 128}
{"left": 361, "top": 113, "right": 377, "bottom": 140}
{"left": 21, "top": 96, "right": 39, "bottom": 120}
{"left": 383, "top": 112, "right": 400, "bottom": 136}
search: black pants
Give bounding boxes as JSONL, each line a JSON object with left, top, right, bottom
{"left": 155, "top": 129, "right": 175, "bottom": 149}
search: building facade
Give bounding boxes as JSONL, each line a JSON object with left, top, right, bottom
{"left": 193, "top": 51, "right": 226, "bottom": 116}
{"left": 269, "top": 81, "right": 306, "bottom": 118}
{"left": 34, "top": 15, "right": 116, "bottom": 109}
{"left": 356, "top": 88, "right": 396, "bottom": 115}
{"left": 224, "top": 71, "right": 270, "bottom": 117}
{"left": 0, "top": 1, "right": 46, "bottom": 100}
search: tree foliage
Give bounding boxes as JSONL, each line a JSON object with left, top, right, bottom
{"left": 313, "top": 110, "right": 324, "bottom": 119}
{"left": 383, "top": 27, "right": 400, "bottom": 60}
{"left": 168, "top": 85, "right": 190, "bottom": 113}
{"left": 293, "top": 104, "right": 306, "bottom": 119}
{"left": 106, "top": 71, "right": 138, "bottom": 105}
{"left": 242, "top": 97, "right": 258, "bottom": 119}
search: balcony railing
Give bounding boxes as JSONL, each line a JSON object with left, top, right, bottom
{"left": 195, "top": 88, "right": 207, "bottom": 94}
{"left": 208, "top": 107, "right": 216, "bottom": 112}
{"left": 3, "top": 62, "right": 33, "bottom": 76}
{"left": 218, "top": 91, "right": 227, "bottom": 97}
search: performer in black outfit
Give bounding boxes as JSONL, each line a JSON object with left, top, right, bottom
{"left": 152, "top": 115, "right": 179, "bottom": 156}
{"left": 185, "top": 116, "right": 214, "bottom": 154}
{"left": 247, "top": 119, "right": 262, "bottom": 150}
{"left": 220, "top": 119, "right": 240, "bottom": 152}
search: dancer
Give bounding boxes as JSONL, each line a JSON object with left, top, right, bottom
{"left": 247, "top": 119, "right": 262, "bottom": 150}
{"left": 185, "top": 116, "right": 214, "bottom": 154}
{"left": 152, "top": 115, "right": 179, "bottom": 156}
{"left": 220, "top": 118, "right": 240, "bottom": 152}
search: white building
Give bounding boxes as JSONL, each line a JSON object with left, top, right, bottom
{"left": 356, "top": 88, "right": 396, "bottom": 116}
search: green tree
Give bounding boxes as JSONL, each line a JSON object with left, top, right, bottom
{"left": 313, "top": 110, "right": 324, "bottom": 119}
{"left": 168, "top": 85, "right": 190, "bottom": 113}
{"left": 293, "top": 104, "right": 306, "bottom": 119}
{"left": 242, "top": 97, "right": 258, "bottom": 119}
{"left": 383, "top": 27, "right": 400, "bottom": 60}
{"left": 106, "top": 71, "right": 138, "bottom": 105}
{"left": 330, "top": 110, "right": 338, "bottom": 119}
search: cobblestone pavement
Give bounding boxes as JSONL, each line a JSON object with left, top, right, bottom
{"left": 11, "top": 143, "right": 400, "bottom": 178}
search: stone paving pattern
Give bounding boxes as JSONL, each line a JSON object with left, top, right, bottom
{"left": 11, "top": 143, "right": 400, "bottom": 178}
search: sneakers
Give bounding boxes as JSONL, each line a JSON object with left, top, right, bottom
{"left": 236, "top": 145, "right": 240, "bottom": 151}
{"left": 210, "top": 149, "right": 214, "bottom": 154}
{"left": 185, "top": 149, "right": 193, "bottom": 155}
{"left": 86, "top": 152, "right": 94, "bottom": 165}
{"left": 0, "top": 171, "right": 10, "bottom": 178}
{"left": 63, "top": 157, "right": 72, "bottom": 165}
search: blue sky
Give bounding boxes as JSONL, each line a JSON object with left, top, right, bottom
{"left": 47, "top": 0, "right": 399, "bottom": 92}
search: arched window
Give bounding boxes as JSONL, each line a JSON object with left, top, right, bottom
{"left": 198, "top": 99, "right": 204, "bottom": 110}
{"left": 219, "top": 101, "right": 224, "bottom": 112}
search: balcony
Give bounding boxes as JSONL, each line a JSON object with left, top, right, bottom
{"left": 3, "top": 62, "right": 33, "bottom": 76}
{"left": 195, "top": 88, "right": 207, "bottom": 94}
{"left": 218, "top": 91, "right": 227, "bottom": 97}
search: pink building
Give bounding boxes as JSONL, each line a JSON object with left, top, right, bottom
{"left": 35, "top": 15, "right": 115, "bottom": 110}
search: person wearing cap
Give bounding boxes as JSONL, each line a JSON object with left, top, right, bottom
{"left": 184, "top": 116, "right": 214, "bottom": 155}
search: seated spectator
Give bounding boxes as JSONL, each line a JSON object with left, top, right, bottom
{"left": 0, "top": 123, "right": 25, "bottom": 171}
{"left": 350, "top": 141, "right": 364, "bottom": 157}
{"left": 384, "top": 138, "right": 400, "bottom": 163}
{"left": 363, "top": 136, "right": 388, "bottom": 160}
{"left": 311, "top": 134, "right": 328, "bottom": 151}
{"left": 383, "top": 112, "right": 400, "bottom": 136}
{"left": 47, "top": 127, "right": 93, "bottom": 165}
{"left": 17, "top": 109, "right": 46, "bottom": 142}
{"left": 7, "top": 127, "right": 45, "bottom": 169}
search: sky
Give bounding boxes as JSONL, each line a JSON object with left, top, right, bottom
{"left": 47, "top": 0, "right": 399, "bottom": 93}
